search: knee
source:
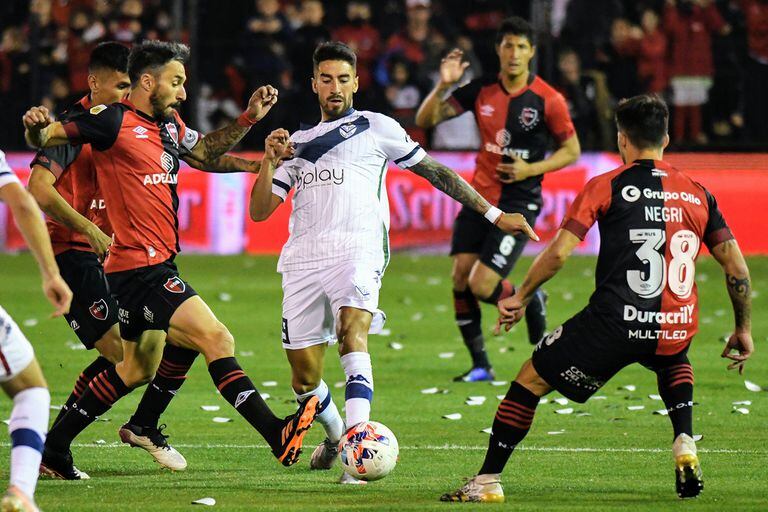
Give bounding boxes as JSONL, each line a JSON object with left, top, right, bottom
{"left": 199, "top": 323, "right": 235, "bottom": 360}
{"left": 116, "top": 362, "right": 153, "bottom": 387}
{"left": 468, "top": 273, "right": 496, "bottom": 301}
{"left": 95, "top": 331, "right": 124, "bottom": 364}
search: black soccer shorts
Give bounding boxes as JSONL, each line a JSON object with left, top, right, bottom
{"left": 56, "top": 249, "right": 119, "bottom": 349}
{"left": 107, "top": 259, "right": 198, "bottom": 341}
{"left": 531, "top": 307, "right": 693, "bottom": 403}
{"left": 449, "top": 205, "right": 538, "bottom": 277}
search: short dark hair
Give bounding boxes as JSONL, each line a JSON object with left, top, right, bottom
{"left": 127, "top": 40, "right": 190, "bottom": 85}
{"left": 313, "top": 41, "right": 356, "bottom": 70}
{"left": 89, "top": 41, "right": 129, "bottom": 73}
{"left": 495, "top": 16, "right": 535, "bottom": 46}
{"left": 615, "top": 94, "right": 669, "bottom": 149}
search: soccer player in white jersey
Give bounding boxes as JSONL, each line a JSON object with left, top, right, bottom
{"left": 0, "top": 150, "right": 73, "bottom": 511}
{"left": 248, "top": 42, "right": 538, "bottom": 483}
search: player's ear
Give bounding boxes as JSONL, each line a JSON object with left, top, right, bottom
{"left": 87, "top": 74, "right": 98, "bottom": 94}
{"left": 311, "top": 75, "right": 317, "bottom": 94}
{"left": 353, "top": 74, "right": 359, "bottom": 93}
{"left": 661, "top": 133, "right": 670, "bottom": 150}
{"left": 139, "top": 72, "right": 154, "bottom": 92}
{"left": 617, "top": 131, "right": 627, "bottom": 151}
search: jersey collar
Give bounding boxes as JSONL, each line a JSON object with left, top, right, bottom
{"left": 497, "top": 73, "right": 535, "bottom": 98}
{"left": 120, "top": 99, "right": 161, "bottom": 123}
{"left": 322, "top": 107, "right": 356, "bottom": 123}
{"left": 78, "top": 95, "right": 92, "bottom": 109}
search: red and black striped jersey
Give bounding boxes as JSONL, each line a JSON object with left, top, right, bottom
{"left": 61, "top": 99, "right": 200, "bottom": 273}
{"left": 562, "top": 159, "right": 734, "bottom": 355}
{"left": 447, "top": 73, "right": 575, "bottom": 210}
{"left": 31, "top": 96, "right": 113, "bottom": 256}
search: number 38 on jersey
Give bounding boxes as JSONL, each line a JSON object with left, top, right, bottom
{"left": 627, "top": 229, "right": 700, "bottom": 300}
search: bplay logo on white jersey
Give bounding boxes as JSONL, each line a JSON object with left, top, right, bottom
{"left": 295, "top": 167, "right": 344, "bottom": 191}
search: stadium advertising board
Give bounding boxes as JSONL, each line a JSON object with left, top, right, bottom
{"left": 2, "top": 152, "right": 766, "bottom": 255}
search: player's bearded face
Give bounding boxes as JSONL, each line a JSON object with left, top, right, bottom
{"left": 150, "top": 61, "right": 187, "bottom": 117}
{"left": 497, "top": 34, "right": 535, "bottom": 80}
{"left": 313, "top": 60, "right": 359, "bottom": 119}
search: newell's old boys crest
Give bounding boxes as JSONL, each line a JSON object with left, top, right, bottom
{"left": 519, "top": 107, "right": 539, "bottom": 130}
{"left": 89, "top": 299, "right": 109, "bottom": 321}
{"left": 163, "top": 277, "right": 186, "bottom": 294}
{"left": 339, "top": 123, "right": 357, "bottom": 139}
{"left": 165, "top": 123, "right": 179, "bottom": 145}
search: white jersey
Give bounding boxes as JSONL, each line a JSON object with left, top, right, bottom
{"left": 0, "top": 150, "right": 20, "bottom": 190}
{"left": 272, "top": 109, "right": 426, "bottom": 273}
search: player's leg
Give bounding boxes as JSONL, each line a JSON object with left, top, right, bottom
{"left": 50, "top": 251, "right": 123, "bottom": 429}
{"left": 441, "top": 359, "right": 549, "bottom": 503}
{"left": 168, "top": 295, "right": 317, "bottom": 466}
{"left": 118, "top": 334, "right": 198, "bottom": 471}
{"left": 450, "top": 207, "right": 494, "bottom": 381}
{"left": 286, "top": 345, "right": 344, "bottom": 470}
{"left": 1, "top": 360, "right": 48, "bottom": 512}
{"left": 474, "top": 211, "right": 546, "bottom": 346}
{"left": 42, "top": 331, "right": 162, "bottom": 480}
{"left": 643, "top": 348, "right": 701, "bottom": 498}
{"left": 281, "top": 269, "right": 344, "bottom": 470}
{"left": 0, "top": 307, "right": 49, "bottom": 511}
{"left": 337, "top": 307, "right": 374, "bottom": 429}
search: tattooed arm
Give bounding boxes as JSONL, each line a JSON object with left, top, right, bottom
{"left": 187, "top": 85, "right": 278, "bottom": 163}
{"left": 182, "top": 153, "right": 260, "bottom": 174}
{"left": 711, "top": 238, "right": 754, "bottom": 374}
{"left": 408, "top": 154, "right": 538, "bottom": 240}
{"left": 415, "top": 48, "right": 467, "bottom": 128}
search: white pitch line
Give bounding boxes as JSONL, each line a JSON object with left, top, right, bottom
{"left": 0, "top": 442, "right": 757, "bottom": 455}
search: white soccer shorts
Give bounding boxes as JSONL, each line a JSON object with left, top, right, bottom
{"left": 280, "top": 261, "right": 386, "bottom": 350}
{"left": 0, "top": 306, "right": 36, "bottom": 382}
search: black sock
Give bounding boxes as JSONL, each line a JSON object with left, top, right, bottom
{"left": 208, "top": 357, "right": 281, "bottom": 448}
{"left": 478, "top": 279, "right": 514, "bottom": 305}
{"left": 656, "top": 362, "right": 694, "bottom": 439}
{"left": 51, "top": 356, "right": 113, "bottom": 429}
{"left": 453, "top": 289, "right": 489, "bottom": 368}
{"left": 129, "top": 344, "right": 198, "bottom": 429}
{"left": 47, "top": 366, "right": 131, "bottom": 452}
{"left": 479, "top": 381, "right": 539, "bottom": 475}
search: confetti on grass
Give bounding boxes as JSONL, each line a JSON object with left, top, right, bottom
{"left": 212, "top": 417, "right": 233, "bottom": 423}
{"left": 438, "top": 352, "right": 455, "bottom": 359}
{"left": 627, "top": 405, "right": 645, "bottom": 411}
{"left": 388, "top": 342, "right": 404, "bottom": 350}
{"left": 732, "top": 408, "right": 750, "bottom": 415}
{"left": 192, "top": 497, "right": 216, "bottom": 506}
{"left": 200, "top": 405, "right": 220, "bottom": 412}
{"left": 744, "top": 380, "right": 763, "bottom": 392}
{"left": 442, "top": 413, "right": 462, "bottom": 420}
{"left": 555, "top": 408, "right": 574, "bottom": 415}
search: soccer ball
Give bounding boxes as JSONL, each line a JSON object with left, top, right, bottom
{"left": 338, "top": 421, "right": 399, "bottom": 481}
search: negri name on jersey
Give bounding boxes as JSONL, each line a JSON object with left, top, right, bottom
{"left": 295, "top": 167, "right": 344, "bottom": 190}
{"left": 644, "top": 206, "right": 682, "bottom": 222}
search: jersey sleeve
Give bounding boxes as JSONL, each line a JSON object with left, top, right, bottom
{"left": 173, "top": 111, "right": 201, "bottom": 151}
{"left": 30, "top": 145, "right": 81, "bottom": 180}
{"left": 560, "top": 174, "right": 613, "bottom": 240}
{"left": 271, "top": 162, "right": 296, "bottom": 200}
{"left": 702, "top": 188, "right": 734, "bottom": 249}
{"left": 0, "top": 151, "right": 20, "bottom": 190}
{"left": 544, "top": 91, "right": 576, "bottom": 144}
{"left": 446, "top": 79, "right": 482, "bottom": 115}
{"left": 372, "top": 114, "right": 426, "bottom": 169}
{"left": 61, "top": 104, "right": 123, "bottom": 151}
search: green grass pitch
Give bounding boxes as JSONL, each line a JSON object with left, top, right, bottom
{"left": 0, "top": 253, "right": 765, "bottom": 511}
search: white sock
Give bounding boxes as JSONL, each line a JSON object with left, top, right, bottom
{"left": 8, "top": 387, "right": 49, "bottom": 498}
{"left": 295, "top": 380, "right": 344, "bottom": 443}
{"left": 340, "top": 352, "right": 373, "bottom": 429}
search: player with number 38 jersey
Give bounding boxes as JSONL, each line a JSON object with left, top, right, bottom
{"left": 563, "top": 157, "right": 732, "bottom": 356}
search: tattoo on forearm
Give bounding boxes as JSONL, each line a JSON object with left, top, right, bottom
{"left": 726, "top": 273, "right": 751, "bottom": 328}
{"left": 187, "top": 154, "right": 258, "bottom": 173}
{"left": 410, "top": 155, "right": 488, "bottom": 213}
{"left": 201, "top": 122, "right": 251, "bottom": 161}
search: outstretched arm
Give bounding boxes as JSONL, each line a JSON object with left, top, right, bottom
{"left": 495, "top": 229, "right": 581, "bottom": 332}
{"left": 0, "top": 182, "right": 72, "bottom": 317}
{"left": 415, "top": 48, "right": 467, "bottom": 129}
{"left": 188, "top": 86, "right": 278, "bottom": 164}
{"left": 710, "top": 238, "right": 753, "bottom": 374}
{"left": 182, "top": 153, "right": 260, "bottom": 174}
{"left": 408, "top": 154, "right": 539, "bottom": 240}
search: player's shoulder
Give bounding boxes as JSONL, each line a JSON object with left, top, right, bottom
{"left": 584, "top": 161, "right": 637, "bottom": 190}
{"left": 356, "top": 110, "right": 403, "bottom": 132}
{"left": 529, "top": 75, "right": 566, "bottom": 102}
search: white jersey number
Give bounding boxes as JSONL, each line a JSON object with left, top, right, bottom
{"left": 627, "top": 229, "right": 699, "bottom": 299}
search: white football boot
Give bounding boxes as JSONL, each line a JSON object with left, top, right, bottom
{"left": 440, "top": 474, "right": 505, "bottom": 503}
{"left": 118, "top": 423, "right": 187, "bottom": 471}
{"left": 310, "top": 438, "right": 339, "bottom": 470}
{"left": 673, "top": 433, "right": 703, "bottom": 498}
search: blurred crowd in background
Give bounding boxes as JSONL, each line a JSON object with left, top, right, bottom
{"left": 1, "top": 0, "right": 766, "bottom": 152}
